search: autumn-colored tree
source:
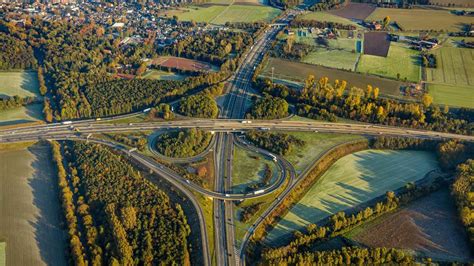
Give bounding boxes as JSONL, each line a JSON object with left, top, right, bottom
{"left": 197, "top": 166, "right": 208, "bottom": 177}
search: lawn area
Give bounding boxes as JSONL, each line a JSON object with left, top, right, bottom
{"left": 367, "top": 8, "right": 474, "bottom": 31}
{"left": 426, "top": 47, "right": 473, "bottom": 86}
{"left": 232, "top": 145, "right": 278, "bottom": 194}
{"left": 302, "top": 48, "right": 359, "bottom": 71}
{"left": 212, "top": 4, "right": 281, "bottom": 24}
{"left": 346, "top": 188, "right": 472, "bottom": 262}
{"left": 0, "top": 103, "right": 43, "bottom": 127}
{"left": 427, "top": 83, "right": 474, "bottom": 108}
{"left": 0, "top": 71, "right": 39, "bottom": 98}
{"left": 141, "top": 69, "right": 187, "bottom": 81}
{"left": 265, "top": 149, "right": 439, "bottom": 245}
{"left": 282, "top": 132, "right": 365, "bottom": 174}
{"left": 299, "top": 11, "right": 362, "bottom": 28}
{"left": 0, "top": 142, "right": 67, "bottom": 265}
{"left": 261, "top": 58, "right": 405, "bottom": 98}
{"left": 357, "top": 42, "right": 421, "bottom": 82}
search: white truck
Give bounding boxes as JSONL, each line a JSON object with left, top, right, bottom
{"left": 61, "top": 121, "right": 73, "bottom": 125}
{"left": 253, "top": 189, "right": 265, "bottom": 195}
{"left": 143, "top": 108, "right": 151, "bottom": 113}
{"left": 269, "top": 154, "right": 277, "bottom": 162}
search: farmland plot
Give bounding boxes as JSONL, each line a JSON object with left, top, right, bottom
{"left": 357, "top": 42, "right": 421, "bottom": 82}
{"left": 212, "top": 5, "right": 281, "bottom": 24}
{"left": 329, "top": 3, "right": 376, "bottom": 20}
{"left": 426, "top": 47, "right": 474, "bottom": 108}
{"left": 347, "top": 188, "right": 473, "bottom": 262}
{"left": 265, "top": 150, "right": 439, "bottom": 245}
{"left": 367, "top": 8, "right": 474, "bottom": 31}
{"left": 0, "top": 143, "right": 66, "bottom": 266}
{"left": 261, "top": 58, "right": 405, "bottom": 98}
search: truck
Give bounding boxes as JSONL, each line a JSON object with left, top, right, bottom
{"left": 143, "top": 108, "right": 151, "bottom": 113}
{"left": 269, "top": 154, "right": 277, "bottom": 162}
{"left": 241, "top": 120, "right": 252, "bottom": 124}
{"left": 260, "top": 127, "right": 270, "bottom": 131}
{"left": 253, "top": 189, "right": 265, "bottom": 195}
{"left": 61, "top": 121, "right": 72, "bottom": 125}
{"left": 225, "top": 194, "right": 230, "bottom": 197}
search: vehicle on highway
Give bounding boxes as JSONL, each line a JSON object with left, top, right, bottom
{"left": 143, "top": 108, "right": 151, "bottom": 113}
{"left": 254, "top": 189, "right": 265, "bottom": 195}
{"left": 62, "top": 121, "right": 73, "bottom": 125}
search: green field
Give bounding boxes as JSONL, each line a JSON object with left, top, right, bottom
{"left": 299, "top": 12, "right": 362, "bottom": 28}
{"left": 425, "top": 47, "right": 473, "bottom": 108}
{"left": 265, "top": 149, "right": 439, "bottom": 245}
{"left": 163, "top": 4, "right": 280, "bottom": 24}
{"left": 0, "top": 143, "right": 67, "bottom": 265}
{"left": 261, "top": 57, "right": 405, "bottom": 98}
{"left": 0, "top": 71, "right": 39, "bottom": 97}
{"left": 302, "top": 48, "right": 359, "bottom": 71}
{"left": 0, "top": 243, "right": 4, "bottom": 266}
{"left": 142, "top": 69, "right": 187, "bottom": 81}
{"left": 367, "top": 8, "right": 473, "bottom": 31}
{"left": 0, "top": 103, "right": 43, "bottom": 126}
{"left": 357, "top": 42, "right": 421, "bottom": 82}
{"left": 427, "top": 83, "right": 474, "bottom": 108}
{"left": 282, "top": 132, "right": 365, "bottom": 173}
{"left": 232, "top": 145, "right": 278, "bottom": 193}
{"left": 212, "top": 5, "right": 281, "bottom": 24}
{"left": 426, "top": 47, "right": 473, "bottom": 85}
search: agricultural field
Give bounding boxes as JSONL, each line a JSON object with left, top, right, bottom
{"left": 212, "top": 5, "right": 281, "bottom": 24}
{"left": 298, "top": 12, "right": 362, "bottom": 27}
{"left": 329, "top": 3, "right": 376, "bottom": 20}
{"left": 260, "top": 58, "right": 405, "bottom": 98}
{"left": 141, "top": 69, "right": 187, "bottom": 81}
{"left": 151, "top": 56, "right": 218, "bottom": 72}
{"left": 430, "top": 0, "right": 474, "bottom": 6}
{"left": 302, "top": 49, "right": 359, "bottom": 70}
{"left": 347, "top": 188, "right": 472, "bottom": 262}
{"left": 281, "top": 132, "right": 365, "bottom": 174}
{"left": 160, "top": 5, "right": 227, "bottom": 22}
{"left": 0, "top": 71, "right": 39, "bottom": 98}
{"left": 367, "top": 8, "right": 474, "bottom": 31}
{"left": 363, "top": 32, "right": 390, "bottom": 57}
{"left": 426, "top": 47, "right": 473, "bottom": 86}
{"left": 0, "top": 103, "right": 43, "bottom": 127}
{"left": 425, "top": 47, "right": 473, "bottom": 108}
{"left": 0, "top": 142, "right": 66, "bottom": 265}
{"left": 265, "top": 149, "right": 439, "bottom": 245}
{"left": 161, "top": 4, "right": 280, "bottom": 24}
{"left": 232, "top": 145, "right": 278, "bottom": 194}
{"left": 357, "top": 42, "right": 421, "bottom": 82}
{"left": 427, "top": 83, "right": 474, "bottom": 108}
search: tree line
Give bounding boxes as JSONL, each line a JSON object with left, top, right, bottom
{"left": 290, "top": 19, "right": 357, "bottom": 30}
{"left": 452, "top": 159, "right": 474, "bottom": 247}
{"left": 245, "top": 131, "right": 305, "bottom": 156}
{"left": 107, "top": 133, "right": 148, "bottom": 151}
{"left": 0, "top": 95, "right": 38, "bottom": 111}
{"left": 156, "top": 128, "right": 212, "bottom": 158}
{"left": 50, "top": 140, "right": 191, "bottom": 265}
{"left": 255, "top": 76, "right": 474, "bottom": 135}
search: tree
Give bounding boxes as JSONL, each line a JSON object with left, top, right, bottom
{"left": 422, "top": 93, "right": 433, "bottom": 108}
{"left": 136, "top": 63, "right": 147, "bottom": 76}
{"left": 383, "top": 16, "right": 391, "bottom": 29}
{"left": 197, "top": 166, "right": 208, "bottom": 177}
